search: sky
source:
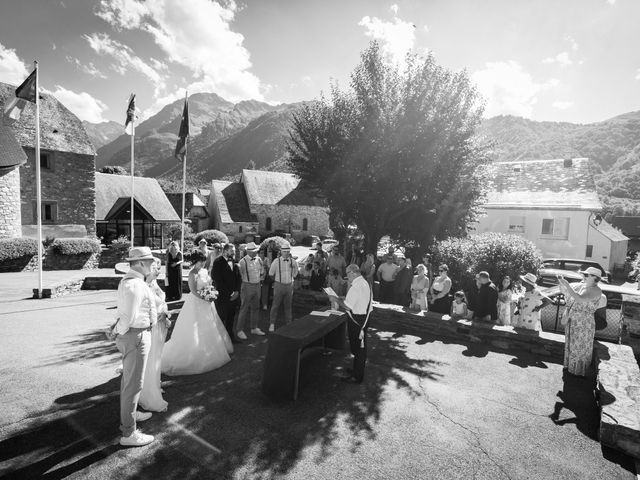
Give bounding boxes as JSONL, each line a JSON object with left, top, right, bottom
{"left": 0, "top": 0, "right": 639, "bottom": 125}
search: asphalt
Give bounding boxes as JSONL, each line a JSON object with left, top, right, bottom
{"left": 0, "top": 287, "right": 637, "bottom": 479}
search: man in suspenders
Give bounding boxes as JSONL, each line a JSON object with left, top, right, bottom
{"left": 236, "top": 242, "right": 266, "bottom": 339}
{"left": 328, "top": 264, "right": 373, "bottom": 384}
{"left": 268, "top": 244, "right": 299, "bottom": 332}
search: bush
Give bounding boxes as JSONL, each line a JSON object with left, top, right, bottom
{"left": 0, "top": 237, "right": 38, "bottom": 262}
{"left": 165, "top": 222, "right": 195, "bottom": 244}
{"left": 260, "top": 235, "right": 291, "bottom": 251}
{"left": 431, "top": 233, "right": 543, "bottom": 293}
{"left": 194, "top": 229, "right": 228, "bottom": 246}
{"left": 51, "top": 237, "right": 101, "bottom": 256}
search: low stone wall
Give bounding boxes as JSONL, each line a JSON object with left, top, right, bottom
{"left": 17, "top": 247, "right": 99, "bottom": 272}
{"left": 98, "top": 247, "right": 128, "bottom": 268}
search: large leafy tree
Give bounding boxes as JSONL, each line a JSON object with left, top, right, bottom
{"left": 287, "top": 42, "right": 491, "bottom": 252}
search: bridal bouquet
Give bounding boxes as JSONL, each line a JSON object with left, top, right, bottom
{"left": 197, "top": 285, "right": 218, "bottom": 302}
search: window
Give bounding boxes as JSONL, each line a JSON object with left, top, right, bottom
{"left": 586, "top": 245, "right": 593, "bottom": 258}
{"left": 541, "top": 217, "right": 570, "bottom": 239}
{"left": 265, "top": 217, "right": 272, "bottom": 231}
{"left": 507, "top": 216, "right": 525, "bottom": 233}
{"left": 302, "top": 218, "right": 308, "bottom": 231}
{"left": 40, "top": 152, "right": 52, "bottom": 169}
{"left": 33, "top": 201, "right": 57, "bottom": 223}
{"left": 238, "top": 225, "right": 243, "bottom": 233}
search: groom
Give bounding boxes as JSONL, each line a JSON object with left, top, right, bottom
{"left": 212, "top": 243, "right": 242, "bottom": 343}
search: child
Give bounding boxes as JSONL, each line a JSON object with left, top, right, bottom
{"left": 327, "top": 268, "right": 346, "bottom": 297}
{"left": 450, "top": 291, "right": 468, "bottom": 320}
{"left": 300, "top": 263, "right": 312, "bottom": 289}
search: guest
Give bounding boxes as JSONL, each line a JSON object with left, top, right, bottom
{"left": 114, "top": 247, "right": 157, "bottom": 447}
{"left": 266, "top": 240, "right": 277, "bottom": 263}
{"left": 236, "top": 242, "right": 266, "bottom": 339}
{"left": 205, "top": 243, "right": 222, "bottom": 275}
{"left": 327, "top": 246, "right": 347, "bottom": 277}
{"left": 237, "top": 243, "right": 247, "bottom": 261}
{"left": 360, "top": 253, "right": 376, "bottom": 289}
{"left": 474, "top": 271, "right": 498, "bottom": 322}
{"left": 377, "top": 254, "right": 398, "bottom": 303}
{"left": 197, "top": 239, "right": 209, "bottom": 258}
{"left": 327, "top": 264, "right": 373, "bottom": 384}
{"left": 450, "top": 291, "right": 468, "bottom": 319}
{"left": 558, "top": 267, "right": 603, "bottom": 376}
{"left": 327, "top": 268, "right": 347, "bottom": 296}
{"left": 268, "top": 244, "right": 299, "bottom": 332}
{"left": 310, "top": 261, "right": 326, "bottom": 291}
{"left": 466, "top": 274, "right": 481, "bottom": 319}
{"left": 301, "top": 263, "right": 313, "bottom": 289}
{"left": 515, "top": 273, "right": 552, "bottom": 332}
{"left": 429, "top": 264, "right": 452, "bottom": 314}
{"left": 212, "top": 243, "right": 242, "bottom": 343}
{"left": 259, "top": 249, "right": 272, "bottom": 310}
{"left": 313, "top": 247, "right": 327, "bottom": 273}
{"left": 140, "top": 258, "right": 171, "bottom": 412}
{"left": 165, "top": 241, "right": 183, "bottom": 302}
{"left": 497, "top": 276, "right": 515, "bottom": 326}
{"left": 410, "top": 264, "right": 430, "bottom": 311}
{"left": 422, "top": 253, "right": 434, "bottom": 286}
{"left": 349, "top": 241, "right": 364, "bottom": 267}
{"left": 393, "top": 254, "right": 412, "bottom": 307}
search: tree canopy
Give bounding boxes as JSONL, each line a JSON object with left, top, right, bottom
{"left": 287, "top": 41, "right": 490, "bottom": 252}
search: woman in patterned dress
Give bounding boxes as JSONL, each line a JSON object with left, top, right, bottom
{"left": 558, "top": 267, "right": 603, "bottom": 377}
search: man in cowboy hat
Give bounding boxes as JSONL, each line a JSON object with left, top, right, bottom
{"left": 236, "top": 242, "right": 266, "bottom": 338}
{"left": 515, "top": 272, "right": 552, "bottom": 331}
{"left": 268, "top": 243, "right": 299, "bottom": 332}
{"left": 114, "top": 246, "right": 157, "bottom": 447}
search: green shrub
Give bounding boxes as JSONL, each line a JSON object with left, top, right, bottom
{"left": 0, "top": 237, "right": 38, "bottom": 262}
{"left": 193, "top": 229, "right": 228, "bottom": 246}
{"left": 51, "top": 237, "right": 101, "bottom": 256}
{"left": 165, "top": 222, "right": 194, "bottom": 244}
{"left": 431, "top": 233, "right": 543, "bottom": 292}
{"left": 260, "top": 235, "right": 290, "bottom": 251}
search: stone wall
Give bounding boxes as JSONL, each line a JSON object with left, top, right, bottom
{"left": 253, "top": 204, "right": 330, "bottom": 242}
{"left": 18, "top": 246, "right": 99, "bottom": 272}
{"left": 0, "top": 167, "right": 21, "bottom": 238}
{"left": 20, "top": 148, "right": 96, "bottom": 236}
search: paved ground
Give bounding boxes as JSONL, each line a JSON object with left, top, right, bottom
{"left": 0, "top": 288, "right": 637, "bottom": 479}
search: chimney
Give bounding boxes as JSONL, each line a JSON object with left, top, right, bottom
{"left": 563, "top": 158, "right": 573, "bottom": 168}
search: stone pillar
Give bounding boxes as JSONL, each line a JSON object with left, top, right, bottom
{"left": 0, "top": 167, "right": 22, "bottom": 238}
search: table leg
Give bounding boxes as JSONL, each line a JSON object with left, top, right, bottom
{"left": 293, "top": 348, "right": 301, "bottom": 401}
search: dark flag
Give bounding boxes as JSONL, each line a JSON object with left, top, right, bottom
{"left": 124, "top": 93, "right": 136, "bottom": 135}
{"left": 174, "top": 96, "right": 189, "bottom": 160}
{"left": 4, "top": 68, "right": 37, "bottom": 120}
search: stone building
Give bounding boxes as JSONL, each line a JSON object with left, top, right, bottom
{"left": 0, "top": 123, "right": 27, "bottom": 238}
{"left": 165, "top": 191, "right": 210, "bottom": 233}
{"left": 208, "top": 169, "right": 329, "bottom": 243}
{"left": 0, "top": 82, "right": 96, "bottom": 238}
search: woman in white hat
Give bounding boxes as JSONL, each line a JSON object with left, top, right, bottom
{"left": 515, "top": 273, "right": 552, "bottom": 331}
{"left": 557, "top": 267, "right": 603, "bottom": 377}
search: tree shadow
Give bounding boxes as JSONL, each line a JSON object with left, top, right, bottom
{"left": 40, "top": 330, "right": 120, "bottom": 367}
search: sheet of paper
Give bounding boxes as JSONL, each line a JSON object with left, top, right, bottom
{"left": 323, "top": 287, "right": 338, "bottom": 297}
{"left": 327, "top": 309, "right": 345, "bottom": 316}
{"left": 310, "top": 310, "right": 332, "bottom": 317}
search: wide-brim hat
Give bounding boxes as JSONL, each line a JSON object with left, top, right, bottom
{"left": 126, "top": 246, "right": 155, "bottom": 262}
{"left": 520, "top": 272, "right": 538, "bottom": 286}
{"left": 280, "top": 244, "right": 291, "bottom": 251}
{"left": 245, "top": 241, "right": 259, "bottom": 251}
{"left": 579, "top": 266, "right": 602, "bottom": 278}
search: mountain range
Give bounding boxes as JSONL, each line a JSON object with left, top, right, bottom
{"left": 87, "top": 93, "right": 640, "bottom": 214}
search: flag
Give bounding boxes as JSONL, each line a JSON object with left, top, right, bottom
{"left": 124, "top": 93, "right": 136, "bottom": 135}
{"left": 3, "top": 68, "right": 37, "bottom": 121}
{"left": 174, "top": 96, "right": 189, "bottom": 160}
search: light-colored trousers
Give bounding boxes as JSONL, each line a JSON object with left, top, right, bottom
{"left": 237, "top": 282, "right": 261, "bottom": 331}
{"left": 116, "top": 328, "right": 151, "bottom": 437}
{"left": 270, "top": 281, "right": 293, "bottom": 326}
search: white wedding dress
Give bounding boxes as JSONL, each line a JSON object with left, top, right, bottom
{"left": 161, "top": 269, "right": 233, "bottom": 376}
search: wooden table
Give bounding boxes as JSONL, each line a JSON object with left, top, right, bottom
{"left": 262, "top": 310, "right": 347, "bottom": 400}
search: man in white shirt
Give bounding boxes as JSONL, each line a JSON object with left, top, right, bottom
{"left": 376, "top": 254, "right": 399, "bottom": 304}
{"left": 268, "top": 244, "right": 299, "bottom": 332}
{"left": 329, "top": 264, "right": 373, "bottom": 384}
{"left": 236, "top": 242, "right": 266, "bottom": 338}
{"left": 114, "top": 247, "right": 157, "bottom": 447}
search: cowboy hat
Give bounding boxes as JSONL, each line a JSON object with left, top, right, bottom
{"left": 579, "top": 266, "right": 602, "bottom": 278}
{"left": 126, "top": 246, "right": 155, "bottom": 262}
{"left": 245, "top": 241, "right": 259, "bottom": 251}
{"left": 520, "top": 272, "right": 538, "bottom": 286}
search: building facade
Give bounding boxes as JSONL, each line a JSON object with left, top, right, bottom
{"left": 0, "top": 123, "right": 27, "bottom": 238}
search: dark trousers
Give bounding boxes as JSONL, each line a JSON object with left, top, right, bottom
{"left": 215, "top": 297, "right": 238, "bottom": 339}
{"left": 379, "top": 279, "right": 394, "bottom": 304}
{"left": 347, "top": 313, "right": 368, "bottom": 383}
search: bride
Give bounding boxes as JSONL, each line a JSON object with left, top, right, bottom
{"left": 162, "top": 250, "right": 233, "bottom": 375}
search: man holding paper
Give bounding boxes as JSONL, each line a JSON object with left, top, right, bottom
{"left": 327, "top": 264, "right": 373, "bottom": 384}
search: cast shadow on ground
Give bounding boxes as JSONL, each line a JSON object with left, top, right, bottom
{"left": 41, "top": 330, "right": 120, "bottom": 367}
{"left": 0, "top": 314, "right": 443, "bottom": 479}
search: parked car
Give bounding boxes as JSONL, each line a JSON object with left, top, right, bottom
{"left": 537, "top": 258, "right": 610, "bottom": 287}
{"left": 301, "top": 235, "right": 321, "bottom": 247}
{"left": 321, "top": 238, "right": 339, "bottom": 252}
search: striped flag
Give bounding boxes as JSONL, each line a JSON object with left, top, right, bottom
{"left": 124, "top": 93, "right": 136, "bottom": 135}
{"left": 3, "top": 68, "right": 37, "bottom": 120}
{"left": 174, "top": 96, "right": 189, "bottom": 160}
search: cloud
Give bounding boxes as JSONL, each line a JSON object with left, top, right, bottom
{"left": 636, "top": 68, "right": 640, "bottom": 80}
{"left": 0, "top": 43, "right": 29, "bottom": 85}
{"left": 564, "top": 35, "right": 579, "bottom": 52}
{"left": 542, "top": 51, "right": 573, "bottom": 66}
{"left": 472, "top": 61, "right": 558, "bottom": 118}
{"left": 84, "top": 33, "right": 165, "bottom": 93}
{"left": 94, "top": 0, "right": 263, "bottom": 116}
{"left": 358, "top": 12, "right": 416, "bottom": 64}
{"left": 65, "top": 55, "right": 108, "bottom": 79}
{"left": 390, "top": 4, "right": 399, "bottom": 15}
{"left": 552, "top": 101, "right": 574, "bottom": 110}
{"left": 46, "top": 85, "right": 108, "bottom": 123}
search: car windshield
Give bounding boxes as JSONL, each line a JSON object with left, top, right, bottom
{"left": 562, "top": 262, "right": 584, "bottom": 271}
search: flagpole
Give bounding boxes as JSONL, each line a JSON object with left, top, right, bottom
{"left": 130, "top": 113, "right": 135, "bottom": 249}
{"left": 34, "top": 61, "right": 43, "bottom": 298}
{"left": 180, "top": 91, "right": 188, "bottom": 251}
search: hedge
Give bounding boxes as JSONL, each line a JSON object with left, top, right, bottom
{"left": 0, "top": 237, "right": 38, "bottom": 262}
{"left": 51, "top": 237, "right": 102, "bottom": 256}
{"left": 260, "top": 235, "right": 291, "bottom": 251}
{"left": 193, "top": 229, "right": 229, "bottom": 246}
{"left": 431, "top": 232, "right": 543, "bottom": 293}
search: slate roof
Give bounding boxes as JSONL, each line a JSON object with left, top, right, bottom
{"left": 485, "top": 158, "right": 602, "bottom": 211}
{"left": 241, "top": 169, "right": 327, "bottom": 207}
{"left": 0, "top": 122, "right": 27, "bottom": 169}
{"left": 212, "top": 180, "right": 257, "bottom": 223}
{"left": 611, "top": 217, "right": 640, "bottom": 239}
{"left": 95, "top": 172, "right": 180, "bottom": 222}
{"left": 594, "top": 220, "right": 628, "bottom": 242}
{"left": 0, "top": 82, "right": 95, "bottom": 156}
